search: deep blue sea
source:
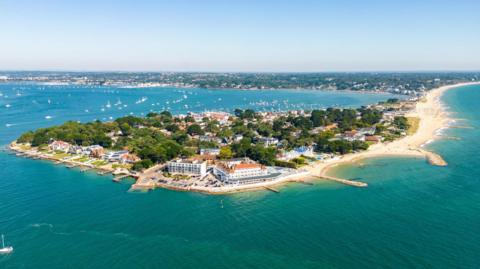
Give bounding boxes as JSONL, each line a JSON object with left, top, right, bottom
{"left": 0, "top": 83, "right": 479, "bottom": 268}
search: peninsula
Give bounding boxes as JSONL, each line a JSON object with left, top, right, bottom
{"left": 9, "top": 82, "right": 478, "bottom": 194}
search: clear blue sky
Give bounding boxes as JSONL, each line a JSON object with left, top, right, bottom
{"left": 1, "top": 0, "right": 479, "bottom": 72}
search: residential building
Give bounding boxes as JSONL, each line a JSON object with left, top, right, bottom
{"left": 259, "top": 137, "right": 279, "bottom": 147}
{"left": 104, "top": 150, "right": 129, "bottom": 162}
{"left": 85, "top": 145, "right": 105, "bottom": 158}
{"left": 119, "top": 153, "right": 140, "bottom": 164}
{"left": 343, "top": 130, "right": 365, "bottom": 142}
{"left": 357, "top": 127, "right": 376, "bottom": 135}
{"left": 68, "top": 145, "right": 83, "bottom": 155}
{"left": 365, "top": 135, "right": 381, "bottom": 143}
{"left": 200, "top": 148, "right": 221, "bottom": 156}
{"left": 277, "top": 146, "right": 315, "bottom": 161}
{"left": 49, "top": 140, "right": 71, "bottom": 152}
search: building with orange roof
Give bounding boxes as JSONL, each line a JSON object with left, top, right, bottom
{"left": 213, "top": 160, "right": 270, "bottom": 184}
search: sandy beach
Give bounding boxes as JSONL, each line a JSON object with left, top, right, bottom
{"left": 305, "top": 82, "right": 480, "bottom": 180}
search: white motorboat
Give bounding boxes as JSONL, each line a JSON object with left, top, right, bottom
{"left": 0, "top": 234, "right": 13, "bottom": 254}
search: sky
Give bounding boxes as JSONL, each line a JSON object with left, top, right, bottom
{"left": 0, "top": 0, "right": 479, "bottom": 72}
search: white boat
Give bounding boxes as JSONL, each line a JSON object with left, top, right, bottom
{"left": 0, "top": 234, "right": 13, "bottom": 254}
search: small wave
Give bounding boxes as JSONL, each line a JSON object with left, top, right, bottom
{"left": 30, "top": 223, "right": 53, "bottom": 228}
{"left": 435, "top": 127, "right": 448, "bottom": 136}
{"left": 421, "top": 139, "right": 434, "bottom": 147}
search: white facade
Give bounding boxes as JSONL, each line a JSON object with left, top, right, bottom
{"left": 259, "top": 137, "right": 279, "bottom": 146}
{"left": 167, "top": 159, "right": 207, "bottom": 177}
{"left": 49, "top": 141, "right": 71, "bottom": 152}
{"left": 104, "top": 150, "right": 129, "bottom": 162}
{"left": 214, "top": 163, "right": 269, "bottom": 185}
{"left": 200, "top": 148, "right": 220, "bottom": 156}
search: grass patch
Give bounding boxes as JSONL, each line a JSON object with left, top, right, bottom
{"left": 75, "top": 156, "right": 90, "bottom": 163}
{"left": 92, "top": 160, "right": 108, "bottom": 167}
{"left": 407, "top": 117, "right": 420, "bottom": 135}
{"left": 52, "top": 152, "right": 70, "bottom": 159}
{"left": 19, "top": 144, "right": 31, "bottom": 150}
{"left": 112, "top": 163, "right": 132, "bottom": 169}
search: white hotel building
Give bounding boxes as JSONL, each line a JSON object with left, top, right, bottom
{"left": 167, "top": 159, "right": 207, "bottom": 177}
{"left": 214, "top": 163, "right": 269, "bottom": 185}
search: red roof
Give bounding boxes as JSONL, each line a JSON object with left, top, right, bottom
{"left": 233, "top": 163, "right": 263, "bottom": 170}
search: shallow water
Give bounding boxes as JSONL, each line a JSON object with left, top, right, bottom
{"left": 0, "top": 83, "right": 479, "bottom": 268}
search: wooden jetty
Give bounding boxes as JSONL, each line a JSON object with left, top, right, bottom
{"left": 97, "top": 170, "right": 110, "bottom": 175}
{"left": 112, "top": 174, "right": 130, "bottom": 182}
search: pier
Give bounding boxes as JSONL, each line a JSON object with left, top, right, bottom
{"left": 66, "top": 164, "right": 78, "bottom": 169}
{"left": 314, "top": 175, "right": 368, "bottom": 187}
{"left": 112, "top": 174, "right": 130, "bottom": 182}
{"left": 80, "top": 167, "right": 92, "bottom": 172}
{"left": 97, "top": 170, "right": 110, "bottom": 175}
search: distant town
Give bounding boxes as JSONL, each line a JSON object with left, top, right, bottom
{"left": 1, "top": 71, "right": 479, "bottom": 96}
{"left": 10, "top": 95, "right": 420, "bottom": 193}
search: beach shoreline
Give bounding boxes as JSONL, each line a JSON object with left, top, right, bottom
{"left": 305, "top": 81, "right": 480, "bottom": 180}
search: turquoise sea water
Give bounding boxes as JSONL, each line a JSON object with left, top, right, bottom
{"left": 0, "top": 84, "right": 479, "bottom": 268}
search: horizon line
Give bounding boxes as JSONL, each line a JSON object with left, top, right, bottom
{"left": 1, "top": 69, "right": 480, "bottom": 74}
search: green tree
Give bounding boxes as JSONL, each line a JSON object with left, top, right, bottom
{"left": 393, "top": 116, "right": 409, "bottom": 130}
{"left": 218, "top": 146, "right": 233, "bottom": 159}
{"left": 187, "top": 124, "right": 204, "bottom": 136}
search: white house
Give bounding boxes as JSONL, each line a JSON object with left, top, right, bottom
{"left": 49, "top": 140, "right": 71, "bottom": 153}
{"left": 277, "top": 146, "right": 315, "bottom": 161}
{"left": 200, "top": 148, "right": 221, "bottom": 156}
{"left": 259, "top": 137, "right": 279, "bottom": 147}
{"left": 104, "top": 150, "right": 129, "bottom": 162}
{"left": 214, "top": 162, "right": 269, "bottom": 185}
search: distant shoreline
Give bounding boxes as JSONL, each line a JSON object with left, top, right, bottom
{"left": 0, "top": 80, "right": 403, "bottom": 96}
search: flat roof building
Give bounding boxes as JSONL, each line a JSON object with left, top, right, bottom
{"left": 167, "top": 159, "right": 207, "bottom": 177}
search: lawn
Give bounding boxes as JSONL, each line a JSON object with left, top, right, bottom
{"left": 407, "top": 117, "right": 420, "bottom": 135}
